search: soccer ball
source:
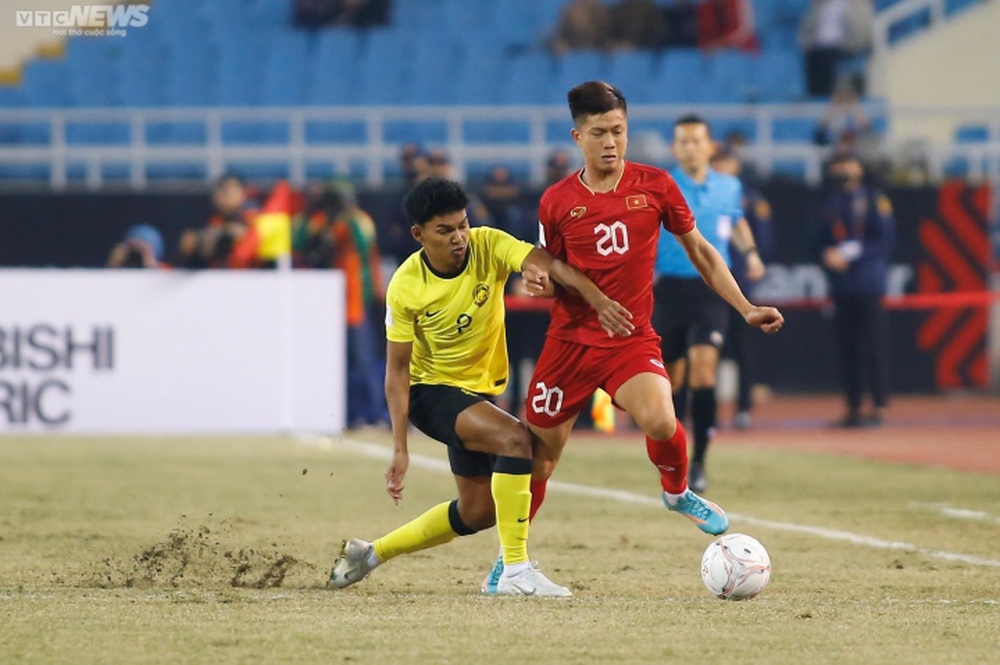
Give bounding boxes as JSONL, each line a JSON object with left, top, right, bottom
{"left": 700, "top": 533, "right": 771, "bottom": 600}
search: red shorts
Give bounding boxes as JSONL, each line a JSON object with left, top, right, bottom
{"left": 524, "top": 333, "right": 670, "bottom": 428}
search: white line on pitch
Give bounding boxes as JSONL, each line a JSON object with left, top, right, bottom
{"left": 304, "top": 435, "right": 1000, "bottom": 569}
{"left": 908, "top": 502, "right": 1000, "bottom": 526}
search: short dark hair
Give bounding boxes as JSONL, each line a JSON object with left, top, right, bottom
{"left": 215, "top": 174, "right": 244, "bottom": 190}
{"left": 567, "top": 81, "right": 627, "bottom": 126}
{"left": 674, "top": 114, "right": 712, "bottom": 137}
{"left": 403, "top": 177, "right": 470, "bottom": 226}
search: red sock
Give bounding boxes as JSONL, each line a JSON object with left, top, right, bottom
{"left": 529, "top": 478, "right": 548, "bottom": 521}
{"left": 646, "top": 420, "right": 688, "bottom": 494}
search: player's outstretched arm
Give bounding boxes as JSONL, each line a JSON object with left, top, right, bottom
{"left": 677, "top": 228, "right": 784, "bottom": 334}
{"left": 522, "top": 247, "right": 635, "bottom": 338}
{"left": 384, "top": 340, "right": 413, "bottom": 504}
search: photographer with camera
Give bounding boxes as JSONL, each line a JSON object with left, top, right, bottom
{"left": 106, "top": 223, "right": 167, "bottom": 269}
{"left": 178, "top": 175, "right": 262, "bottom": 269}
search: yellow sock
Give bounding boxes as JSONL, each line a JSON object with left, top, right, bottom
{"left": 492, "top": 457, "right": 533, "bottom": 566}
{"left": 372, "top": 501, "right": 457, "bottom": 563}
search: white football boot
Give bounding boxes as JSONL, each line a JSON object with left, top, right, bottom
{"left": 329, "top": 538, "right": 376, "bottom": 589}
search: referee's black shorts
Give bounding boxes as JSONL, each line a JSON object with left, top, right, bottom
{"left": 408, "top": 383, "right": 496, "bottom": 478}
{"left": 653, "top": 276, "right": 730, "bottom": 363}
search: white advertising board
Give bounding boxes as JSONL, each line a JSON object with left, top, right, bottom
{"left": 0, "top": 270, "right": 346, "bottom": 433}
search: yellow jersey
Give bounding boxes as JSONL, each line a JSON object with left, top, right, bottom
{"left": 385, "top": 226, "right": 534, "bottom": 395}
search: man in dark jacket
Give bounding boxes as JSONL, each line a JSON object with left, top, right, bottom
{"left": 817, "top": 154, "right": 894, "bottom": 427}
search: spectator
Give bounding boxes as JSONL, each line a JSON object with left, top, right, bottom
{"left": 482, "top": 165, "right": 535, "bottom": 242}
{"left": 799, "top": 0, "right": 874, "bottom": 97}
{"left": 545, "top": 149, "right": 572, "bottom": 186}
{"left": 549, "top": 0, "right": 612, "bottom": 55}
{"left": 814, "top": 77, "right": 871, "bottom": 147}
{"left": 332, "top": 0, "right": 391, "bottom": 28}
{"left": 293, "top": 0, "right": 338, "bottom": 28}
{"left": 399, "top": 142, "right": 429, "bottom": 186}
{"left": 610, "top": 0, "right": 667, "bottom": 51}
{"left": 815, "top": 153, "right": 893, "bottom": 428}
{"left": 697, "top": 0, "right": 759, "bottom": 53}
{"left": 106, "top": 224, "right": 166, "bottom": 269}
{"left": 711, "top": 148, "right": 774, "bottom": 429}
{"left": 178, "top": 175, "right": 262, "bottom": 269}
{"left": 425, "top": 149, "right": 453, "bottom": 180}
{"left": 661, "top": 0, "right": 700, "bottom": 48}
{"left": 423, "top": 149, "right": 492, "bottom": 226}
{"left": 296, "top": 180, "right": 388, "bottom": 427}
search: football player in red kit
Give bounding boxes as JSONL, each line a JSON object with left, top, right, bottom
{"left": 482, "top": 81, "right": 784, "bottom": 594}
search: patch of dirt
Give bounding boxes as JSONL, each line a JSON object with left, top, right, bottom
{"left": 86, "top": 519, "right": 316, "bottom": 590}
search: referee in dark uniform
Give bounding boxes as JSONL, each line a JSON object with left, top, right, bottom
{"left": 817, "top": 153, "right": 894, "bottom": 428}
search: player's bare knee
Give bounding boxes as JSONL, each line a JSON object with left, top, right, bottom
{"left": 643, "top": 415, "right": 677, "bottom": 441}
{"left": 533, "top": 458, "right": 556, "bottom": 480}
{"left": 495, "top": 422, "right": 532, "bottom": 458}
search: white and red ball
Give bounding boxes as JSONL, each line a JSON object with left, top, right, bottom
{"left": 700, "top": 533, "right": 771, "bottom": 600}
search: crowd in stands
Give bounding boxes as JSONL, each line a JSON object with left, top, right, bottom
{"left": 550, "top": 0, "right": 755, "bottom": 53}
{"left": 550, "top": 0, "right": 873, "bottom": 94}
{"left": 293, "top": 0, "right": 392, "bottom": 29}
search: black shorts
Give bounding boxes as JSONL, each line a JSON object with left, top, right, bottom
{"left": 653, "top": 276, "right": 730, "bottom": 363}
{"left": 409, "top": 383, "right": 495, "bottom": 478}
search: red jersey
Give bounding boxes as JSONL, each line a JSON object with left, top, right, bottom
{"left": 540, "top": 161, "right": 695, "bottom": 347}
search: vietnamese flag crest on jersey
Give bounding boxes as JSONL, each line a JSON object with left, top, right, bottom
{"left": 626, "top": 194, "right": 648, "bottom": 210}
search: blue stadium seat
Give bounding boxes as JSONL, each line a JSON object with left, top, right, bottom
{"left": 404, "top": 39, "right": 465, "bottom": 105}
{"left": 955, "top": 125, "right": 989, "bottom": 143}
{"left": 707, "top": 50, "right": 757, "bottom": 103}
{"left": 464, "top": 119, "right": 531, "bottom": 144}
{"left": 250, "top": 0, "right": 292, "bottom": 28}
{"left": 263, "top": 30, "right": 313, "bottom": 106}
{"left": 166, "top": 40, "right": 219, "bottom": 107}
{"left": 500, "top": 53, "right": 559, "bottom": 105}
{"left": 357, "top": 28, "right": 415, "bottom": 105}
{"left": 21, "top": 60, "right": 73, "bottom": 107}
{"left": 711, "top": 118, "right": 759, "bottom": 142}
{"left": 607, "top": 51, "right": 657, "bottom": 104}
{"left": 772, "top": 117, "right": 817, "bottom": 143}
{"left": 216, "top": 30, "right": 266, "bottom": 109}
{"left": 311, "top": 28, "right": 365, "bottom": 105}
{"left": 486, "top": 0, "right": 548, "bottom": 51}
{"left": 755, "top": 49, "right": 806, "bottom": 102}
{"left": 0, "top": 87, "right": 21, "bottom": 145}
{"left": 118, "top": 35, "right": 169, "bottom": 107}
{"left": 452, "top": 54, "right": 506, "bottom": 106}
{"left": 553, "top": 51, "right": 610, "bottom": 95}
{"left": 654, "top": 49, "right": 710, "bottom": 104}
{"left": 384, "top": 120, "right": 448, "bottom": 144}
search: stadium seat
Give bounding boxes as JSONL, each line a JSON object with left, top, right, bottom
{"left": 606, "top": 51, "right": 657, "bottom": 104}
{"left": 500, "top": 53, "right": 560, "bottom": 105}
{"left": 655, "top": 49, "right": 710, "bottom": 104}
{"left": 310, "top": 28, "right": 364, "bottom": 106}
{"left": 772, "top": 117, "right": 818, "bottom": 143}
{"left": 21, "top": 60, "right": 73, "bottom": 108}
{"left": 705, "top": 50, "right": 758, "bottom": 103}
{"left": 384, "top": 120, "right": 448, "bottom": 145}
{"left": 463, "top": 119, "right": 532, "bottom": 145}
{"left": 755, "top": 49, "right": 807, "bottom": 102}
{"left": 553, "top": 51, "right": 610, "bottom": 95}
{"left": 452, "top": 54, "right": 506, "bottom": 106}
{"left": 955, "top": 125, "right": 989, "bottom": 143}
{"left": 263, "top": 30, "right": 314, "bottom": 106}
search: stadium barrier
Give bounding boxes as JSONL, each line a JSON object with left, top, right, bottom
{"left": 1, "top": 103, "right": 999, "bottom": 189}
{"left": 0, "top": 269, "right": 346, "bottom": 433}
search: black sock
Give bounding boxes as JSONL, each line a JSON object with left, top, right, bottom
{"left": 672, "top": 387, "right": 689, "bottom": 424}
{"left": 690, "top": 387, "right": 717, "bottom": 465}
